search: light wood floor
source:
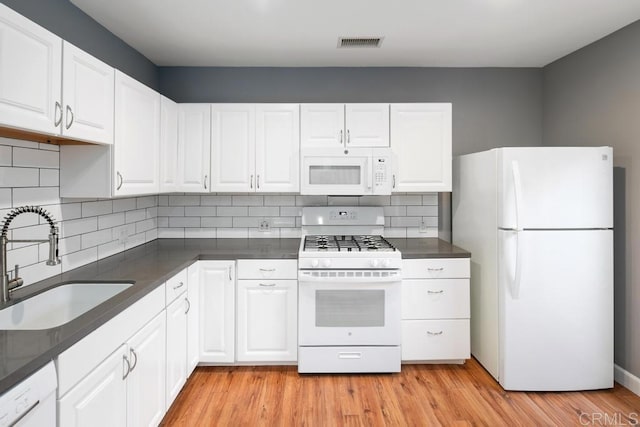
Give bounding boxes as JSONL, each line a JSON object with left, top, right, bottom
{"left": 161, "top": 359, "right": 640, "bottom": 426}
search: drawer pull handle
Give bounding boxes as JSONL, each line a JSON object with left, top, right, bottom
{"left": 428, "top": 290, "right": 444, "bottom": 294}
{"left": 259, "top": 283, "right": 276, "bottom": 287}
{"left": 173, "top": 281, "right": 184, "bottom": 290}
{"left": 427, "top": 267, "right": 444, "bottom": 272}
{"left": 338, "top": 352, "right": 362, "bottom": 359}
{"left": 185, "top": 297, "right": 191, "bottom": 314}
{"left": 259, "top": 268, "right": 276, "bottom": 272}
{"left": 427, "top": 331, "right": 443, "bottom": 336}
{"left": 122, "top": 355, "right": 131, "bottom": 380}
{"left": 129, "top": 348, "right": 138, "bottom": 372}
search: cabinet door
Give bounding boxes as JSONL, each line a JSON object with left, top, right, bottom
{"left": 187, "top": 263, "right": 200, "bottom": 376}
{"left": 58, "top": 345, "right": 127, "bottom": 427}
{"left": 391, "top": 103, "right": 452, "bottom": 192}
{"left": 166, "top": 296, "right": 188, "bottom": 407}
{"left": 126, "top": 312, "right": 166, "bottom": 427}
{"left": 62, "top": 41, "right": 114, "bottom": 144}
{"left": 300, "top": 104, "right": 344, "bottom": 148}
{"left": 255, "top": 104, "right": 300, "bottom": 192}
{"left": 0, "top": 4, "right": 62, "bottom": 135}
{"left": 160, "top": 96, "right": 179, "bottom": 192}
{"left": 345, "top": 103, "right": 389, "bottom": 147}
{"left": 199, "top": 261, "right": 235, "bottom": 363}
{"left": 210, "top": 104, "right": 255, "bottom": 192}
{"left": 114, "top": 70, "right": 160, "bottom": 196}
{"left": 178, "top": 104, "right": 211, "bottom": 192}
{"left": 236, "top": 279, "right": 297, "bottom": 362}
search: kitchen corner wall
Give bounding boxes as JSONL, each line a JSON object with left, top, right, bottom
{"left": 156, "top": 193, "right": 439, "bottom": 239}
{"left": 0, "top": 137, "right": 158, "bottom": 288}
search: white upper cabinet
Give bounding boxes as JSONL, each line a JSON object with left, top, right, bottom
{"left": 114, "top": 70, "right": 161, "bottom": 196}
{"left": 210, "top": 104, "right": 255, "bottom": 192}
{"left": 255, "top": 104, "right": 300, "bottom": 192}
{"left": 160, "top": 96, "right": 179, "bottom": 192}
{"left": 0, "top": 4, "right": 62, "bottom": 135}
{"left": 301, "top": 103, "right": 389, "bottom": 149}
{"left": 390, "top": 103, "right": 452, "bottom": 192}
{"left": 179, "top": 104, "right": 211, "bottom": 192}
{"left": 345, "top": 103, "right": 389, "bottom": 147}
{"left": 211, "top": 104, "right": 299, "bottom": 193}
{"left": 61, "top": 41, "right": 114, "bottom": 144}
{"left": 300, "top": 104, "right": 344, "bottom": 148}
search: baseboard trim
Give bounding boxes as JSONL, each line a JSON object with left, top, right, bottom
{"left": 615, "top": 364, "right": 640, "bottom": 396}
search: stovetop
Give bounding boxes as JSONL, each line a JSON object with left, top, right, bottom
{"left": 302, "top": 235, "right": 397, "bottom": 252}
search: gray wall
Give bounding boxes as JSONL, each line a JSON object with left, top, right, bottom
{"left": 159, "top": 67, "right": 543, "bottom": 155}
{"left": 1, "top": 0, "right": 159, "bottom": 90}
{"left": 543, "top": 20, "right": 640, "bottom": 378}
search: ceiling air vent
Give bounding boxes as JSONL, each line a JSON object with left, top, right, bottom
{"left": 338, "top": 37, "right": 383, "bottom": 48}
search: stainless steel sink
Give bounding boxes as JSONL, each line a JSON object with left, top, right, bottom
{"left": 0, "top": 283, "right": 133, "bottom": 330}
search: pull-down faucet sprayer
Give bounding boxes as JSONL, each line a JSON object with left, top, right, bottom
{"left": 0, "top": 206, "right": 61, "bottom": 303}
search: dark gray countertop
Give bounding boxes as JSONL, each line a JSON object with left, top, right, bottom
{"left": 0, "top": 237, "right": 469, "bottom": 393}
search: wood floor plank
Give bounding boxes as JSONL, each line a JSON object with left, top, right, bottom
{"left": 161, "top": 359, "right": 640, "bottom": 426}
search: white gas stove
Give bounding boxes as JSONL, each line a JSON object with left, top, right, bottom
{"left": 297, "top": 207, "right": 402, "bottom": 374}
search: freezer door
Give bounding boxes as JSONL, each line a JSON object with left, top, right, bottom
{"left": 498, "top": 229, "right": 613, "bottom": 391}
{"left": 498, "top": 147, "right": 613, "bottom": 229}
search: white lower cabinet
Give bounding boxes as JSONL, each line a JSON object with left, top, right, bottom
{"left": 199, "top": 260, "right": 236, "bottom": 363}
{"left": 58, "top": 312, "right": 166, "bottom": 427}
{"left": 58, "top": 344, "right": 127, "bottom": 427}
{"left": 236, "top": 279, "right": 297, "bottom": 362}
{"left": 165, "top": 294, "right": 188, "bottom": 410}
{"left": 187, "top": 264, "right": 200, "bottom": 376}
{"left": 401, "top": 258, "right": 471, "bottom": 363}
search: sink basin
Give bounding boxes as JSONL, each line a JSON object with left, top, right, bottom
{"left": 0, "top": 283, "right": 133, "bottom": 330}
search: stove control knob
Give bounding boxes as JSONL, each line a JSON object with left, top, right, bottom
{"left": 322, "top": 259, "right": 332, "bottom": 268}
{"left": 370, "top": 259, "right": 379, "bottom": 268}
{"left": 311, "top": 259, "right": 319, "bottom": 268}
{"left": 382, "top": 259, "right": 391, "bottom": 268}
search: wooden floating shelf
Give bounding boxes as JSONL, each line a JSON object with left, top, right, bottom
{"left": 0, "top": 126, "right": 99, "bottom": 146}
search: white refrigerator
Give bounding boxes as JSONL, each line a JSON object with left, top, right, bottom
{"left": 453, "top": 147, "right": 613, "bottom": 391}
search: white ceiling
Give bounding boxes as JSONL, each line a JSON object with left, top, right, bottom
{"left": 70, "top": 0, "right": 640, "bottom": 67}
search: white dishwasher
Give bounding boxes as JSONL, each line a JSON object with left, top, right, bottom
{"left": 0, "top": 361, "right": 57, "bottom": 427}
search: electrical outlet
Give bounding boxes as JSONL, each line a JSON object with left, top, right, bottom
{"left": 419, "top": 220, "right": 429, "bottom": 233}
{"left": 259, "top": 219, "right": 271, "bottom": 232}
{"left": 118, "top": 229, "right": 129, "bottom": 244}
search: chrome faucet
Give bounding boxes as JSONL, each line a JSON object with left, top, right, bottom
{"left": 1, "top": 206, "right": 61, "bottom": 303}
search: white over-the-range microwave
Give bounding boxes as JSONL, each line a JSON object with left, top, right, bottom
{"left": 300, "top": 147, "right": 393, "bottom": 195}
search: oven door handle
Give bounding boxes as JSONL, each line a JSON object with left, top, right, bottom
{"left": 298, "top": 273, "right": 401, "bottom": 283}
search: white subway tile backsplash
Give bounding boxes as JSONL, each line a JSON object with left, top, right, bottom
{"left": 58, "top": 236, "right": 82, "bottom": 256}
{"left": 328, "top": 196, "right": 360, "bottom": 206}
{"left": 13, "top": 187, "right": 59, "bottom": 206}
{"left": 145, "top": 228, "right": 158, "bottom": 241}
{"left": 422, "top": 194, "right": 438, "bottom": 205}
{"left": 62, "top": 217, "right": 98, "bottom": 237}
{"left": 13, "top": 147, "right": 59, "bottom": 168}
{"left": 12, "top": 223, "right": 52, "bottom": 241}
{"left": 384, "top": 206, "right": 407, "bottom": 217}
{"left": 157, "top": 217, "right": 169, "bottom": 227}
{"left": 264, "top": 195, "right": 295, "bottom": 206}
{"left": 39, "top": 169, "right": 59, "bottom": 187}
{"left": 158, "top": 195, "right": 168, "bottom": 206}
{"left": 0, "top": 208, "right": 39, "bottom": 228}
{"left": 407, "top": 227, "right": 438, "bottom": 238}
{"left": 38, "top": 143, "right": 59, "bottom": 152}
{"left": 249, "top": 228, "right": 280, "bottom": 238}
{"left": 136, "top": 218, "right": 156, "bottom": 234}
{"left": 81, "top": 229, "right": 114, "bottom": 249}
{"left": 158, "top": 206, "right": 185, "bottom": 217}
{"left": 158, "top": 228, "right": 185, "bottom": 238}
{"left": 270, "top": 217, "right": 296, "bottom": 228}
{"left": 113, "top": 198, "right": 136, "bottom": 213}
{"left": 169, "top": 195, "right": 200, "bottom": 206}
{"left": 169, "top": 217, "right": 200, "bottom": 228}
{"left": 217, "top": 206, "right": 248, "bottom": 216}
{"left": 6, "top": 245, "right": 40, "bottom": 269}
{"left": 0, "top": 146, "right": 11, "bottom": 166}
{"left": 248, "top": 206, "right": 279, "bottom": 216}
{"left": 82, "top": 200, "right": 113, "bottom": 217}
{"left": 359, "top": 195, "right": 391, "bottom": 206}
{"left": 296, "top": 195, "right": 327, "bottom": 206}
{"left": 391, "top": 216, "right": 422, "bottom": 227}
{"left": 184, "top": 228, "right": 216, "bottom": 238}
{"left": 146, "top": 207, "right": 158, "bottom": 219}
{"left": 136, "top": 196, "right": 157, "bottom": 209}
{"left": 391, "top": 195, "right": 422, "bottom": 206}
{"left": 125, "top": 232, "right": 146, "bottom": 250}
{"left": 232, "top": 195, "right": 263, "bottom": 206}
{"left": 280, "top": 206, "right": 302, "bottom": 217}
{"left": 201, "top": 195, "right": 232, "bottom": 206}
{"left": 60, "top": 203, "right": 82, "bottom": 221}
{"left": 406, "top": 206, "right": 438, "bottom": 216}
{"left": 98, "top": 240, "right": 125, "bottom": 259}
{"left": 201, "top": 217, "right": 232, "bottom": 228}
{"left": 20, "top": 262, "right": 62, "bottom": 286}
{"left": 0, "top": 138, "right": 38, "bottom": 149}
{"left": 0, "top": 167, "right": 40, "bottom": 187}
{"left": 217, "top": 228, "right": 248, "bottom": 238}
{"left": 125, "top": 209, "right": 146, "bottom": 223}
{"left": 0, "top": 189, "right": 11, "bottom": 209}
{"left": 184, "top": 206, "right": 217, "bottom": 216}
{"left": 98, "top": 212, "right": 125, "bottom": 230}
{"left": 62, "top": 247, "right": 98, "bottom": 273}
{"left": 232, "top": 217, "right": 261, "bottom": 228}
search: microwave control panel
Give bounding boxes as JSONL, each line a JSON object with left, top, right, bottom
{"left": 372, "top": 150, "right": 392, "bottom": 194}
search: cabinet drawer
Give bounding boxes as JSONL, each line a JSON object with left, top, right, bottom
{"left": 402, "top": 279, "right": 469, "bottom": 319}
{"left": 401, "top": 319, "right": 470, "bottom": 361}
{"left": 165, "top": 268, "right": 188, "bottom": 304}
{"left": 402, "top": 258, "right": 470, "bottom": 279}
{"left": 298, "top": 346, "right": 401, "bottom": 373}
{"left": 237, "top": 259, "right": 297, "bottom": 279}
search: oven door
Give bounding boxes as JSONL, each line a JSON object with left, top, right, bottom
{"left": 298, "top": 270, "right": 401, "bottom": 346}
{"left": 301, "top": 150, "right": 371, "bottom": 195}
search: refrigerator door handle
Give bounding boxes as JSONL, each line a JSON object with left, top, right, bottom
{"left": 512, "top": 160, "right": 524, "bottom": 231}
{"left": 511, "top": 230, "right": 524, "bottom": 299}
